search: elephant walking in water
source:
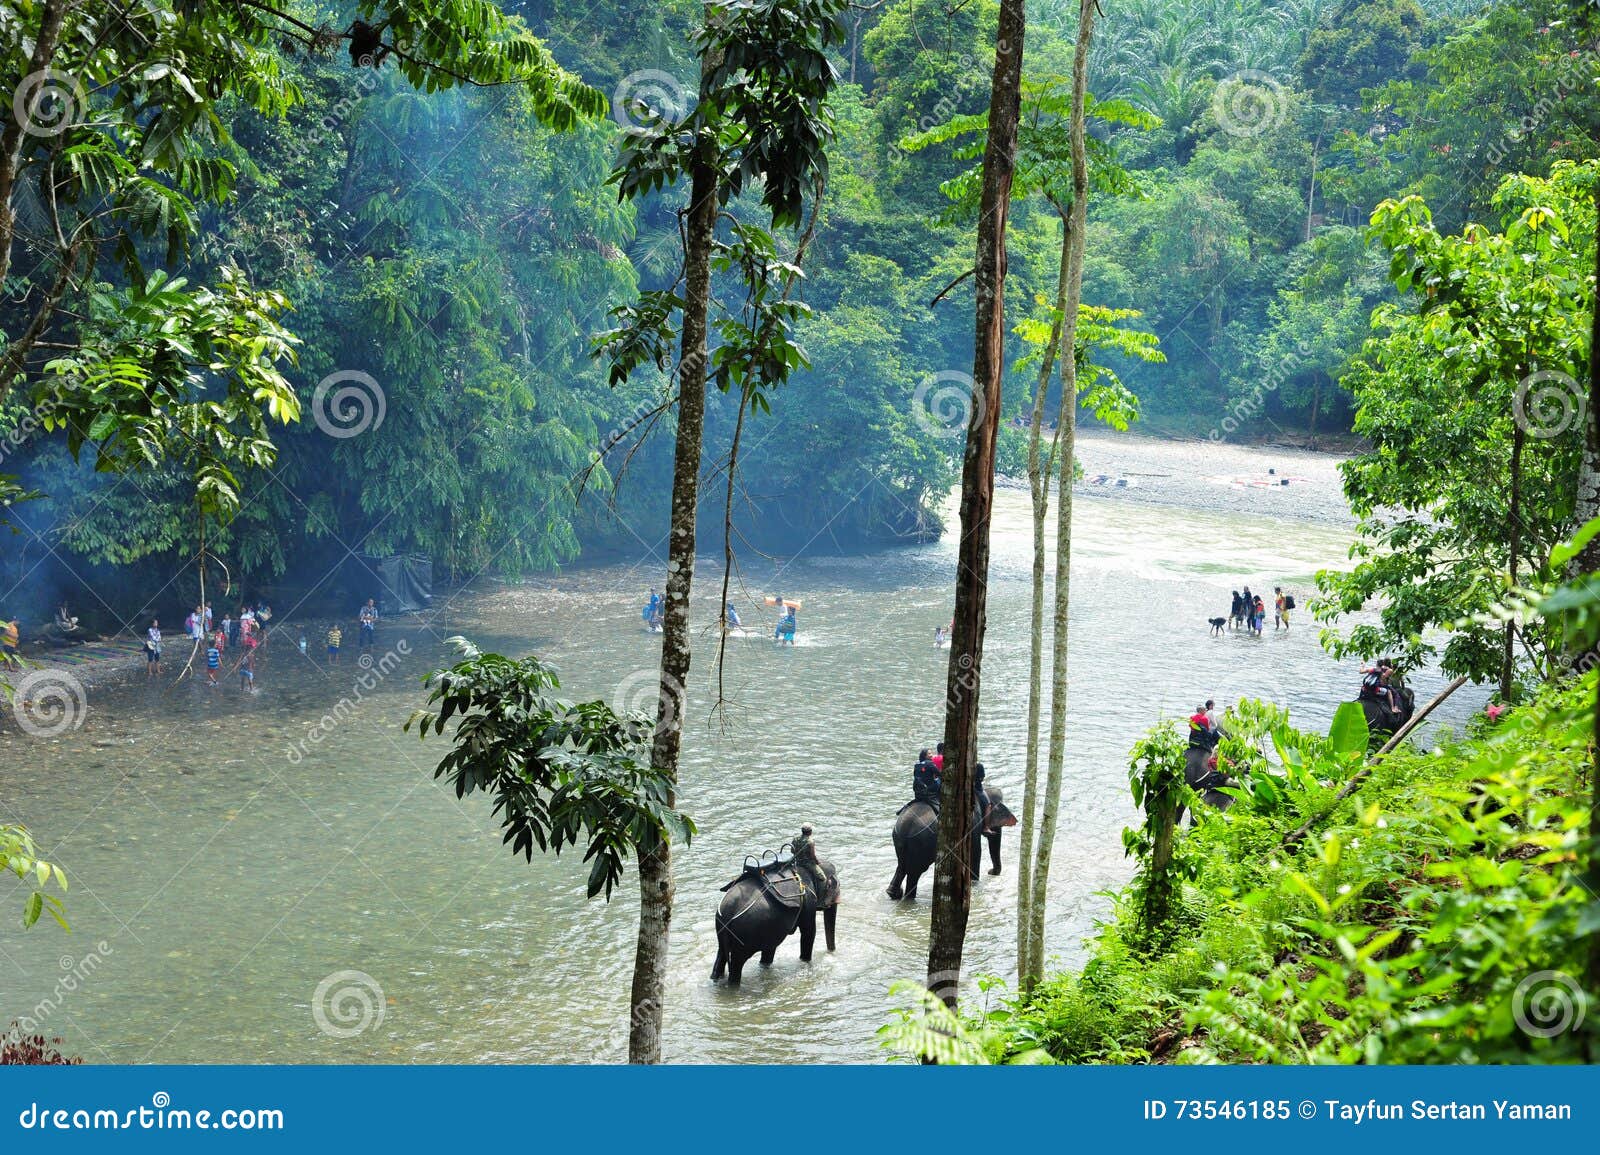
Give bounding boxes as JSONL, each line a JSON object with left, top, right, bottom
{"left": 711, "top": 859, "right": 839, "bottom": 986}
{"left": 885, "top": 795, "right": 994, "bottom": 900}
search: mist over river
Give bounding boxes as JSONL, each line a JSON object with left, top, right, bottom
{"left": 0, "top": 436, "right": 1481, "bottom": 1063}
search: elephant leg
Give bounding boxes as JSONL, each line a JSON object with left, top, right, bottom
{"left": 985, "top": 830, "right": 1002, "bottom": 874}
{"left": 823, "top": 904, "right": 837, "bottom": 951}
{"left": 969, "top": 831, "right": 983, "bottom": 880}
{"left": 798, "top": 913, "right": 816, "bottom": 962}
{"left": 759, "top": 945, "right": 776, "bottom": 967}
{"left": 712, "top": 937, "right": 728, "bottom": 981}
{"left": 727, "top": 948, "right": 753, "bottom": 986}
{"left": 905, "top": 868, "right": 922, "bottom": 900}
{"left": 886, "top": 866, "right": 905, "bottom": 901}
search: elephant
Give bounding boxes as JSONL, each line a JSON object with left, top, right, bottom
{"left": 1183, "top": 744, "right": 1237, "bottom": 814}
{"left": 885, "top": 796, "right": 987, "bottom": 900}
{"left": 711, "top": 859, "right": 839, "bottom": 986}
{"left": 1357, "top": 680, "right": 1415, "bottom": 737}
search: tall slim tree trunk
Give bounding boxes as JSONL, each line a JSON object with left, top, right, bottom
{"left": 1584, "top": 187, "right": 1600, "bottom": 1039}
{"left": 1024, "top": 0, "right": 1096, "bottom": 986}
{"left": 1569, "top": 185, "right": 1600, "bottom": 584}
{"left": 926, "top": 0, "right": 1025, "bottom": 1009}
{"left": 628, "top": 143, "right": 719, "bottom": 1065}
{"left": 1017, "top": 219, "right": 1069, "bottom": 995}
{"left": 1502, "top": 420, "right": 1524, "bottom": 702}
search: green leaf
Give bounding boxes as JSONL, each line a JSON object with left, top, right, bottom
{"left": 1328, "top": 701, "right": 1370, "bottom": 758}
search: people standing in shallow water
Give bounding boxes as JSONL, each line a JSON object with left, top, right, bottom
{"left": 145, "top": 619, "right": 162, "bottom": 678}
{"left": 1253, "top": 594, "right": 1267, "bottom": 635}
{"left": 1230, "top": 590, "right": 1243, "bottom": 630}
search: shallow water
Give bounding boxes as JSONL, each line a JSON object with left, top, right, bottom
{"left": 0, "top": 473, "right": 1479, "bottom": 1063}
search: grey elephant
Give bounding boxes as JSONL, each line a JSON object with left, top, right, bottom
{"left": 711, "top": 856, "right": 840, "bottom": 985}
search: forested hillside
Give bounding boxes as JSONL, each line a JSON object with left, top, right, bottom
{"left": 3, "top": 0, "right": 1593, "bottom": 622}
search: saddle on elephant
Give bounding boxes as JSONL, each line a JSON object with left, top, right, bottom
{"left": 720, "top": 848, "right": 837, "bottom": 908}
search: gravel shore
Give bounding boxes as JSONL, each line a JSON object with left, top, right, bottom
{"left": 999, "top": 430, "right": 1356, "bottom": 527}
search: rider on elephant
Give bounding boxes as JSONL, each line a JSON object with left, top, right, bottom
{"left": 912, "top": 749, "right": 941, "bottom": 807}
{"left": 791, "top": 825, "right": 828, "bottom": 897}
{"left": 970, "top": 764, "right": 993, "bottom": 880}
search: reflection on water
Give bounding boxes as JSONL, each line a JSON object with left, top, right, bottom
{"left": 0, "top": 484, "right": 1480, "bottom": 1063}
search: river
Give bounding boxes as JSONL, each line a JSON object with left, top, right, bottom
{"left": 0, "top": 438, "right": 1479, "bottom": 1063}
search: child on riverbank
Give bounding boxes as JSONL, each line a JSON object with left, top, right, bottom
{"left": 326, "top": 625, "right": 342, "bottom": 664}
{"left": 240, "top": 650, "right": 255, "bottom": 692}
{"left": 205, "top": 640, "right": 220, "bottom": 685}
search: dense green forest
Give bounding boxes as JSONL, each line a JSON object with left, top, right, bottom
{"left": 3, "top": 0, "right": 1596, "bottom": 621}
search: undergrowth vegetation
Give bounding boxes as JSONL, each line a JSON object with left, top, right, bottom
{"left": 883, "top": 675, "right": 1599, "bottom": 1064}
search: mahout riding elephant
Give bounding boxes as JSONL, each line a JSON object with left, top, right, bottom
{"left": 1183, "top": 745, "right": 1237, "bottom": 815}
{"left": 1357, "top": 679, "right": 1415, "bottom": 737}
{"left": 711, "top": 857, "right": 839, "bottom": 986}
{"left": 885, "top": 795, "right": 988, "bottom": 900}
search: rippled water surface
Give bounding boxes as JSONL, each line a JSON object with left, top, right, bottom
{"left": 0, "top": 469, "right": 1479, "bottom": 1063}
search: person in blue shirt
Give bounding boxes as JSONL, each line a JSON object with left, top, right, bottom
{"left": 726, "top": 602, "right": 741, "bottom": 628}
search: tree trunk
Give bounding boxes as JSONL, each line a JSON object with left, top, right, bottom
{"left": 926, "top": 0, "right": 1025, "bottom": 1010}
{"left": 1017, "top": 218, "right": 1069, "bottom": 994}
{"left": 0, "top": 0, "right": 69, "bottom": 405}
{"left": 1307, "top": 374, "right": 1321, "bottom": 450}
{"left": 1569, "top": 183, "right": 1600, "bottom": 585}
{"left": 1502, "top": 419, "right": 1523, "bottom": 702}
{"left": 628, "top": 139, "right": 719, "bottom": 1066}
{"left": 1024, "top": 0, "right": 1096, "bottom": 986}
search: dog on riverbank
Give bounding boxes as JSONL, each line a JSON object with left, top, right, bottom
{"left": 1208, "top": 617, "right": 1227, "bottom": 636}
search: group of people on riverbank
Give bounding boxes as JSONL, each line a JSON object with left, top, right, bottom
{"left": 139, "top": 597, "right": 381, "bottom": 690}
{"left": 1224, "top": 585, "right": 1294, "bottom": 635}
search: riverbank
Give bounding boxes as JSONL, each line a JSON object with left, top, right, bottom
{"left": 952, "top": 674, "right": 1592, "bottom": 1064}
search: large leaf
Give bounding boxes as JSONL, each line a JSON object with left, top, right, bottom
{"left": 1327, "top": 701, "right": 1370, "bottom": 758}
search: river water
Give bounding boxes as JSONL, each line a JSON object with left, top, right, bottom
{"left": 0, "top": 444, "right": 1479, "bottom": 1063}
